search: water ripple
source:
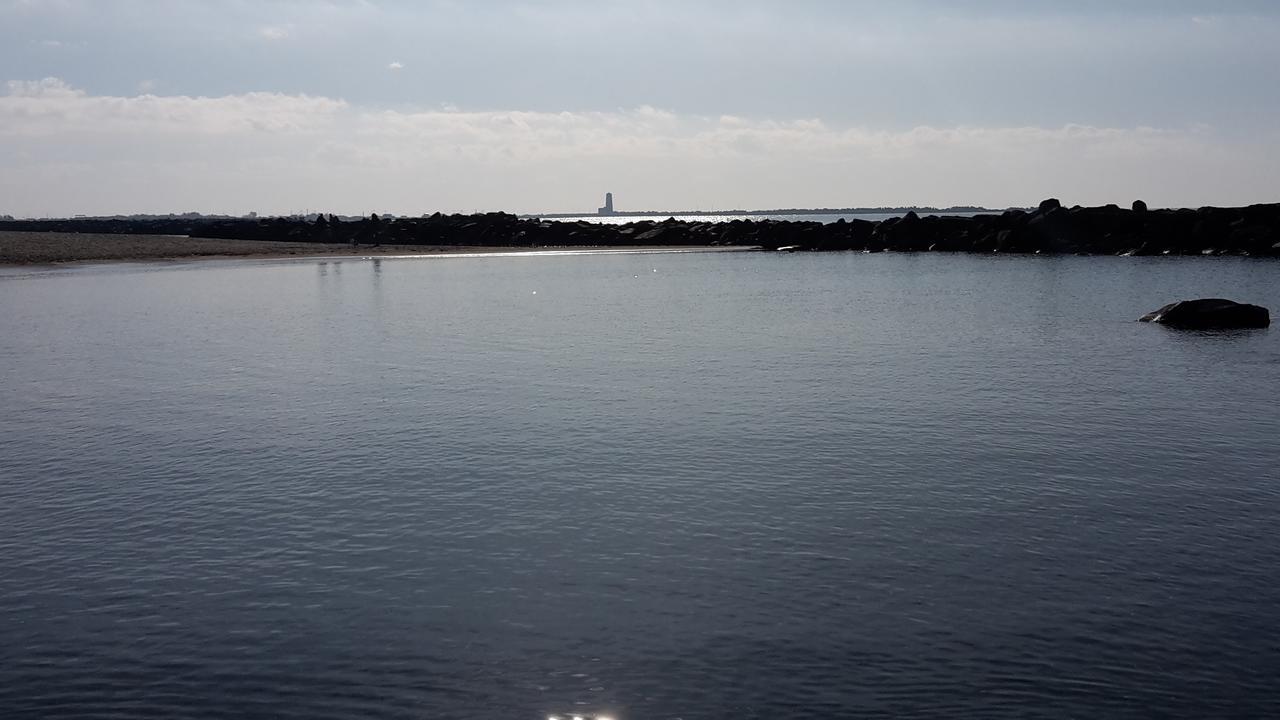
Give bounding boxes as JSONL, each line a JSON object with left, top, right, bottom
{"left": 2, "top": 252, "right": 1279, "bottom": 718}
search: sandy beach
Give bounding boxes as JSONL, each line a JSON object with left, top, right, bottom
{"left": 0, "top": 231, "right": 730, "bottom": 266}
{"left": 0, "top": 231, "right": 530, "bottom": 265}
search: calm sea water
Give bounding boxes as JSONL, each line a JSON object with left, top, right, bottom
{"left": 2, "top": 251, "right": 1279, "bottom": 719}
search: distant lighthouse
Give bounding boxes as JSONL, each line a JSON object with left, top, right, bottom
{"left": 597, "top": 192, "right": 615, "bottom": 216}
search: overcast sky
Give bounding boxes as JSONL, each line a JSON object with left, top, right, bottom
{"left": 3, "top": 0, "right": 1279, "bottom": 216}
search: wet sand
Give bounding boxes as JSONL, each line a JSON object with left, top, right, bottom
{"left": 0, "top": 231, "right": 735, "bottom": 266}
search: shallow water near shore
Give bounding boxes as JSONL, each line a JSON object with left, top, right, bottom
{"left": 2, "top": 251, "right": 1280, "bottom": 719}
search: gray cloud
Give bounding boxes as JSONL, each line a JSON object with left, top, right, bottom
{"left": 2, "top": 2, "right": 1277, "bottom": 214}
{"left": 3, "top": 1, "right": 1278, "bottom": 130}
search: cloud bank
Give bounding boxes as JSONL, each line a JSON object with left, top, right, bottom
{"left": 2, "top": 79, "right": 1277, "bottom": 217}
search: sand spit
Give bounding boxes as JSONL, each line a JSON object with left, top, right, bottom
{"left": 0, "top": 231, "right": 727, "bottom": 266}
{"left": 0, "top": 231, "right": 423, "bottom": 265}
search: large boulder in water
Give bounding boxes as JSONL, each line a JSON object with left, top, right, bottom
{"left": 1139, "top": 298, "right": 1270, "bottom": 329}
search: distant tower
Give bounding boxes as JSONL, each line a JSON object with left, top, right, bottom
{"left": 597, "top": 192, "right": 615, "bottom": 216}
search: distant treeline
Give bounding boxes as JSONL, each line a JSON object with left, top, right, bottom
{"left": 3, "top": 200, "right": 1279, "bottom": 256}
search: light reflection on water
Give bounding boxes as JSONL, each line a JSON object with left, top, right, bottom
{"left": 356, "top": 247, "right": 756, "bottom": 261}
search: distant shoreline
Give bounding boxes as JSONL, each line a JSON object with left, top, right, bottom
{"left": 525, "top": 206, "right": 1001, "bottom": 220}
{"left": 0, "top": 206, "right": 1007, "bottom": 223}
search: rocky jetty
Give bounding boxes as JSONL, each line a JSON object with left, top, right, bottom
{"left": 3, "top": 201, "right": 1279, "bottom": 257}
{"left": 1139, "top": 299, "right": 1270, "bottom": 329}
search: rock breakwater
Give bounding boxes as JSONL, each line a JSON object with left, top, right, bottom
{"left": 4, "top": 201, "right": 1278, "bottom": 257}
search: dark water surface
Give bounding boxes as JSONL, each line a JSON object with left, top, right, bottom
{"left": 2, "top": 252, "right": 1279, "bottom": 719}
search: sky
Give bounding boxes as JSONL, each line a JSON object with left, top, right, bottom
{"left": 2, "top": 0, "right": 1279, "bottom": 216}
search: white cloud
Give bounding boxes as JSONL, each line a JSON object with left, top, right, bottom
{"left": 1, "top": 79, "right": 1277, "bottom": 216}
{"left": 257, "top": 25, "right": 290, "bottom": 41}
{"left": 5, "top": 77, "right": 82, "bottom": 98}
{"left": 1, "top": 78, "right": 343, "bottom": 134}
{"left": 387, "top": 61, "right": 403, "bottom": 70}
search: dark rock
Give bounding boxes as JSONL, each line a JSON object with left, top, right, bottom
{"left": 1139, "top": 298, "right": 1270, "bottom": 329}
{"left": 1027, "top": 206, "right": 1082, "bottom": 252}
{"left": 634, "top": 227, "right": 663, "bottom": 242}
{"left": 4, "top": 200, "right": 1280, "bottom": 257}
